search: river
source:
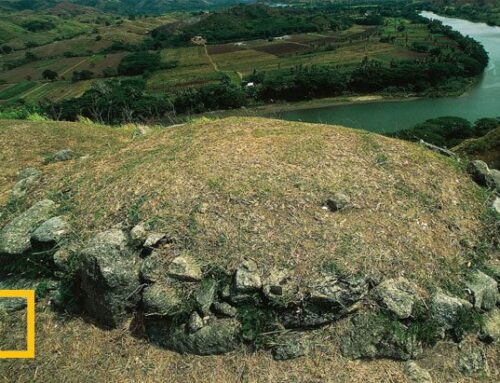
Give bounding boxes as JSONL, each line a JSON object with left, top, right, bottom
{"left": 277, "top": 12, "right": 500, "bottom": 133}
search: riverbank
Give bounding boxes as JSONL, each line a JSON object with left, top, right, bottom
{"left": 177, "top": 76, "right": 477, "bottom": 125}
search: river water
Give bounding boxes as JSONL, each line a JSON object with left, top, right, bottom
{"left": 277, "top": 12, "right": 500, "bottom": 133}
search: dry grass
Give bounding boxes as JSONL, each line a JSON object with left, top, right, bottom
{"left": 0, "top": 119, "right": 132, "bottom": 205}
{"left": 0, "top": 305, "right": 498, "bottom": 383}
{"left": 0, "top": 117, "right": 498, "bottom": 382}
{"left": 0, "top": 117, "right": 493, "bottom": 289}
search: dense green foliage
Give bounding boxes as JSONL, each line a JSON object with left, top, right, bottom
{"left": 243, "top": 12, "right": 488, "bottom": 102}
{"left": 0, "top": 0, "right": 245, "bottom": 15}
{"left": 391, "top": 116, "right": 499, "bottom": 148}
{"left": 152, "top": 4, "right": 354, "bottom": 47}
{"left": 42, "top": 78, "right": 247, "bottom": 124}
{"left": 44, "top": 79, "right": 171, "bottom": 124}
{"left": 117, "top": 52, "right": 162, "bottom": 76}
{"left": 419, "top": 0, "right": 500, "bottom": 27}
{"left": 22, "top": 19, "right": 55, "bottom": 32}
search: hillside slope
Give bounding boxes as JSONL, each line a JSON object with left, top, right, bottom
{"left": 454, "top": 127, "right": 500, "bottom": 169}
{"left": 0, "top": 117, "right": 498, "bottom": 382}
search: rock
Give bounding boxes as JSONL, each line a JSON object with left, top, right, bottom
{"left": 374, "top": 277, "right": 419, "bottom": 319}
{"left": 187, "top": 312, "right": 204, "bottom": 333}
{"left": 53, "top": 245, "right": 78, "bottom": 271}
{"left": 234, "top": 260, "right": 262, "bottom": 292}
{"left": 142, "top": 283, "right": 182, "bottom": 316}
{"left": 0, "top": 277, "right": 58, "bottom": 312}
{"left": 484, "top": 260, "right": 500, "bottom": 284}
{"left": 140, "top": 249, "right": 169, "bottom": 283}
{"left": 130, "top": 222, "right": 148, "bottom": 246}
{"left": 490, "top": 169, "right": 500, "bottom": 192}
{"left": 151, "top": 318, "right": 241, "bottom": 355}
{"left": 143, "top": 233, "right": 166, "bottom": 248}
{"left": 308, "top": 274, "right": 368, "bottom": 311}
{"left": 212, "top": 302, "right": 237, "bottom": 317}
{"left": 31, "top": 216, "right": 70, "bottom": 245}
{"left": 167, "top": 254, "right": 202, "bottom": 282}
{"left": 279, "top": 303, "right": 339, "bottom": 328}
{"left": 18, "top": 168, "right": 41, "bottom": 180}
{"left": 466, "top": 270, "right": 498, "bottom": 311}
{"left": 479, "top": 308, "right": 500, "bottom": 343}
{"left": 45, "top": 149, "right": 75, "bottom": 163}
{"left": 430, "top": 291, "right": 472, "bottom": 330}
{"left": 467, "top": 160, "right": 492, "bottom": 187}
{"left": 325, "top": 193, "right": 351, "bottom": 212}
{"left": 0, "top": 200, "right": 56, "bottom": 256}
{"left": 195, "top": 279, "right": 217, "bottom": 315}
{"left": 493, "top": 198, "right": 500, "bottom": 215}
{"left": 10, "top": 169, "right": 41, "bottom": 200}
{"left": 457, "top": 348, "right": 488, "bottom": 376}
{"left": 273, "top": 335, "right": 309, "bottom": 361}
{"left": 404, "top": 361, "right": 433, "bottom": 383}
{"left": 80, "top": 229, "right": 142, "bottom": 328}
{"left": 132, "top": 124, "right": 152, "bottom": 138}
{"left": 340, "top": 312, "right": 422, "bottom": 360}
{"left": 263, "top": 268, "right": 302, "bottom": 308}
{"left": 340, "top": 313, "right": 423, "bottom": 360}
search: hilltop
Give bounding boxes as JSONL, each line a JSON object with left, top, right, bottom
{"left": 0, "top": 117, "right": 498, "bottom": 382}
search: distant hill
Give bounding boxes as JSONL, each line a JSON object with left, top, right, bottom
{"left": 0, "top": 0, "right": 256, "bottom": 15}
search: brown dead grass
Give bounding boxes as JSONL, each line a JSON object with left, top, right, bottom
{"left": 0, "top": 305, "right": 498, "bottom": 383}
{"left": 0, "top": 117, "right": 493, "bottom": 289}
{"left": 0, "top": 117, "right": 498, "bottom": 382}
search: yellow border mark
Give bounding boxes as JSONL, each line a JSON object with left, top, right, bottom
{"left": 0, "top": 290, "right": 35, "bottom": 359}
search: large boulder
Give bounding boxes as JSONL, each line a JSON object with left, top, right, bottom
{"left": 466, "top": 270, "right": 498, "bottom": 311}
{"left": 467, "top": 160, "right": 500, "bottom": 192}
{"left": 234, "top": 260, "right": 262, "bottom": 292}
{"left": 430, "top": 291, "right": 472, "bottom": 330}
{"left": 340, "top": 312, "right": 422, "bottom": 360}
{"left": 31, "top": 216, "right": 70, "bottom": 245}
{"left": 373, "top": 277, "right": 419, "bottom": 319}
{"left": 490, "top": 169, "right": 500, "bottom": 192}
{"left": 148, "top": 318, "right": 241, "bottom": 355}
{"left": 79, "top": 229, "right": 141, "bottom": 328}
{"left": 467, "top": 160, "right": 492, "bottom": 187}
{"left": 0, "top": 200, "right": 56, "bottom": 256}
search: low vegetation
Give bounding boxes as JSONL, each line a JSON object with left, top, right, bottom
{"left": 0, "top": 116, "right": 498, "bottom": 382}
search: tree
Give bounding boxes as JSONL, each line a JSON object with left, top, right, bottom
{"left": 1, "top": 45, "right": 13, "bottom": 54}
{"left": 117, "top": 52, "right": 161, "bottom": 76}
{"left": 42, "top": 69, "right": 58, "bottom": 81}
{"left": 72, "top": 70, "right": 94, "bottom": 82}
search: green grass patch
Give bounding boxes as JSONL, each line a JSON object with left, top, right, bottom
{"left": 0, "top": 81, "right": 36, "bottom": 100}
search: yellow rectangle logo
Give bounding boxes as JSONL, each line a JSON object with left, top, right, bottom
{"left": 0, "top": 290, "right": 35, "bottom": 359}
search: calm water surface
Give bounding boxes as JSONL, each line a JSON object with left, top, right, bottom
{"left": 278, "top": 12, "right": 500, "bottom": 133}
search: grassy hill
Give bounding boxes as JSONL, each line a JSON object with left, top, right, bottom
{"left": 0, "top": 117, "right": 498, "bottom": 382}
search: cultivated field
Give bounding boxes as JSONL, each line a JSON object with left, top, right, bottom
{"left": 0, "top": 14, "right": 451, "bottom": 103}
